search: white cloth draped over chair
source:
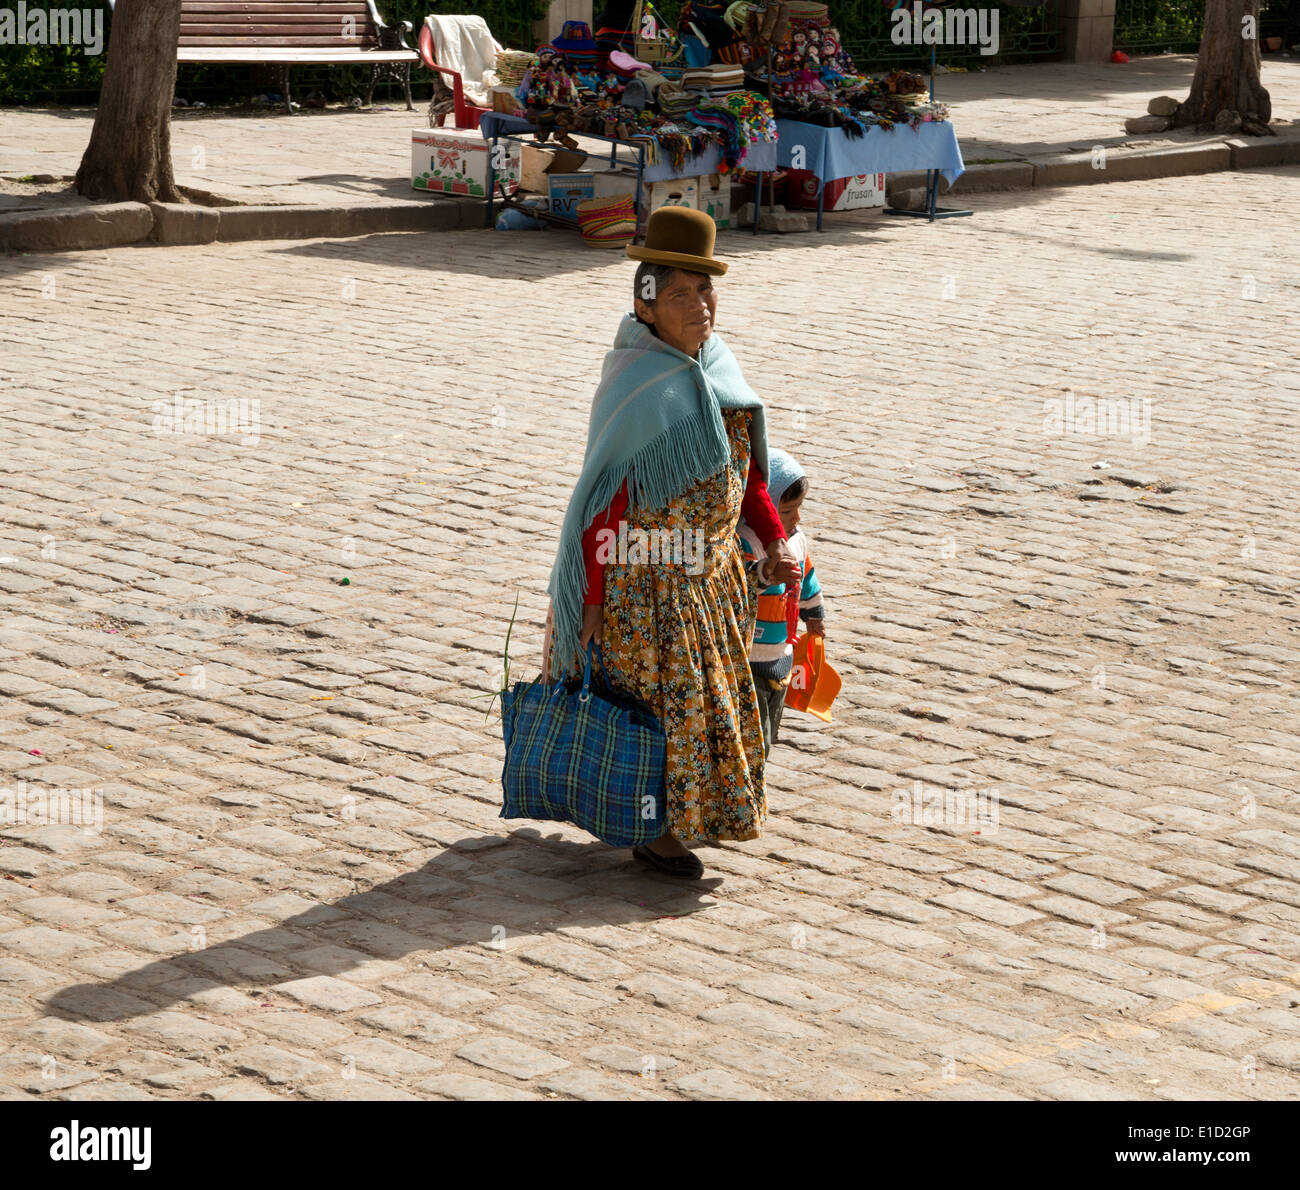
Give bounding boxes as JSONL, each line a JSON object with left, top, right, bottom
{"left": 423, "top": 15, "right": 503, "bottom": 107}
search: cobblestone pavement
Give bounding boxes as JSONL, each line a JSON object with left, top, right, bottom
{"left": 1, "top": 168, "right": 1299, "bottom": 1102}
{"left": 2, "top": 55, "right": 1298, "bottom": 207}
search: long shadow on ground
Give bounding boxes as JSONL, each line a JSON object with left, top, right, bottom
{"left": 41, "top": 828, "right": 724, "bottom": 1025}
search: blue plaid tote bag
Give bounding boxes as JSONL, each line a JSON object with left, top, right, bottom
{"left": 501, "top": 642, "right": 667, "bottom": 847}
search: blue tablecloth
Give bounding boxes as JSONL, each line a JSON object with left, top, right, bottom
{"left": 479, "top": 112, "right": 776, "bottom": 183}
{"left": 775, "top": 118, "right": 964, "bottom": 187}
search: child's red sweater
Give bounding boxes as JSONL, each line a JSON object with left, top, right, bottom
{"left": 581, "top": 465, "right": 786, "bottom": 605}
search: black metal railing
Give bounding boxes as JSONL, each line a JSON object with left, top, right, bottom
{"left": 1115, "top": 0, "right": 1293, "bottom": 55}
{"left": 836, "top": 0, "right": 1061, "bottom": 71}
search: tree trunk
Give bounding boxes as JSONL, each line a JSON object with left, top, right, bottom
{"left": 75, "top": 0, "right": 183, "bottom": 202}
{"left": 1177, "top": 0, "right": 1272, "bottom": 130}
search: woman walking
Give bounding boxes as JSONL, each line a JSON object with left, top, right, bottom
{"left": 546, "top": 207, "right": 799, "bottom": 879}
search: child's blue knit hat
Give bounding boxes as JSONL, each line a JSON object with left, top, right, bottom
{"left": 766, "top": 448, "right": 805, "bottom": 506}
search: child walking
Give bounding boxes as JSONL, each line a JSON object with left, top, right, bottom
{"left": 738, "top": 449, "right": 826, "bottom": 756}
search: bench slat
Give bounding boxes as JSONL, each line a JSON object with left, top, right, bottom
{"left": 175, "top": 47, "right": 415, "bottom": 60}
{"left": 181, "top": 22, "right": 369, "bottom": 34}
{"left": 180, "top": 2, "right": 373, "bottom": 12}
{"left": 181, "top": 13, "right": 370, "bottom": 21}
{"left": 181, "top": 2, "right": 373, "bottom": 9}
{"left": 180, "top": 12, "right": 371, "bottom": 21}
{"left": 179, "top": 34, "right": 375, "bottom": 45}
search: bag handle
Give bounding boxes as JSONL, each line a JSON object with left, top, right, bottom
{"left": 579, "top": 640, "right": 601, "bottom": 703}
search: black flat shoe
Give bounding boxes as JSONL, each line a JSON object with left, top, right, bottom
{"left": 632, "top": 844, "right": 705, "bottom": 880}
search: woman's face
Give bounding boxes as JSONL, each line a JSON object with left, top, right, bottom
{"left": 635, "top": 269, "right": 717, "bottom": 356}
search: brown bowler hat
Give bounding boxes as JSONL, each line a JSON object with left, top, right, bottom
{"left": 626, "top": 206, "right": 728, "bottom": 276}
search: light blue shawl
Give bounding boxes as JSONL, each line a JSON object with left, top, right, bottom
{"left": 547, "top": 314, "right": 769, "bottom": 676}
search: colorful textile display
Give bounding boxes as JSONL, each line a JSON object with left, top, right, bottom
{"left": 657, "top": 85, "right": 698, "bottom": 117}
{"left": 552, "top": 20, "right": 600, "bottom": 71}
{"left": 651, "top": 122, "right": 717, "bottom": 171}
{"left": 682, "top": 63, "right": 746, "bottom": 101}
{"left": 676, "top": 1, "right": 742, "bottom": 53}
{"left": 774, "top": 87, "right": 949, "bottom": 134}
{"left": 686, "top": 89, "right": 777, "bottom": 171}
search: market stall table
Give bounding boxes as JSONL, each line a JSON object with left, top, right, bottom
{"left": 480, "top": 111, "right": 777, "bottom": 234}
{"left": 774, "top": 117, "right": 967, "bottom": 228}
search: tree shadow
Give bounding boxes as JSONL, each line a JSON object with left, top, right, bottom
{"left": 41, "top": 828, "right": 725, "bottom": 1025}
{"left": 268, "top": 230, "right": 650, "bottom": 278}
{"left": 967, "top": 218, "right": 1195, "bottom": 263}
{"left": 295, "top": 173, "right": 443, "bottom": 202}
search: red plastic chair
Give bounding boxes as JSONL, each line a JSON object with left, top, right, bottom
{"left": 418, "top": 22, "right": 494, "bottom": 130}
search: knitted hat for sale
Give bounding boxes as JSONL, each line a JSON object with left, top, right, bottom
{"left": 765, "top": 448, "right": 806, "bottom": 506}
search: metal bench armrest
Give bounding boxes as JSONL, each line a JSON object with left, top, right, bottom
{"left": 368, "top": 1, "right": 413, "bottom": 50}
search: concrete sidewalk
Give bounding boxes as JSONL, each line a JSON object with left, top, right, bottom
{"left": 1, "top": 54, "right": 1298, "bottom": 243}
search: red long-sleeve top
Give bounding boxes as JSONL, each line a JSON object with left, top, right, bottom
{"left": 581, "top": 464, "right": 786, "bottom": 605}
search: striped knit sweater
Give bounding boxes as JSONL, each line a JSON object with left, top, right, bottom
{"left": 737, "top": 521, "right": 825, "bottom": 681}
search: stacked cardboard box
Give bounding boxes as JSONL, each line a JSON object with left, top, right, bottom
{"left": 786, "top": 171, "right": 886, "bottom": 212}
{"left": 411, "top": 129, "right": 520, "bottom": 198}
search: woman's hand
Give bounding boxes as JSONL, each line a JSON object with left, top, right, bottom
{"left": 766, "top": 539, "right": 801, "bottom": 588}
{"left": 579, "top": 603, "right": 603, "bottom": 650}
{"left": 806, "top": 618, "right": 825, "bottom": 639}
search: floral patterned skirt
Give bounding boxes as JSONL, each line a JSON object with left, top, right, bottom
{"left": 599, "top": 408, "right": 767, "bottom": 843}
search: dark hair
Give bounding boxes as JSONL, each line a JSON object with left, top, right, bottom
{"left": 778, "top": 477, "right": 809, "bottom": 504}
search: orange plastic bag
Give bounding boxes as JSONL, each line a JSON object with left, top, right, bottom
{"left": 785, "top": 632, "right": 840, "bottom": 722}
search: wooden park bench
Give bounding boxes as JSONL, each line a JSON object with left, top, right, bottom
{"left": 107, "top": 0, "right": 419, "bottom": 114}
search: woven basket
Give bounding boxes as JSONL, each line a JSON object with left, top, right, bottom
{"left": 786, "top": 1, "right": 830, "bottom": 22}
{"left": 577, "top": 194, "right": 638, "bottom": 248}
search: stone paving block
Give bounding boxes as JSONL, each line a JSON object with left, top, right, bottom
{"left": 54, "top": 1080, "right": 160, "bottom": 1101}
{"left": 15, "top": 1018, "right": 119, "bottom": 1061}
{"left": 930, "top": 890, "right": 1045, "bottom": 927}
{"left": 671, "top": 1067, "right": 770, "bottom": 1100}
{"left": 698, "top": 1001, "right": 824, "bottom": 1045}
{"left": 330, "top": 1037, "right": 442, "bottom": 1079}
{"left": 380, "top": 972, "right": 497, "bottom": 1012}
{"left": 456, "top": 1036, "right": 570, "bottom": 1080}
{"left": 582, "top": 1044, "right": 679, "bottom": 1074}
{"left": 417, "top": 1072, "right": 540, "bottom": 1101}
{"left": 273, "top": 976, "right": 383, "bottom": 1013}
{"left": 228, "top": 1044, "right": 334, "bottom": 1086}
{"left": 734, "top": 972, "right": 853, "bottom": 1013}
{"left": 537, "top": 1067, "right": 669, "bottom": 1100}
{"left": 479, "top": 1004, "right": 599, "bottom": 1046}
{"left": 356, "top": 1005, "right": 477, "bottom": 1045}
{"left": 202, "top": 1080, "right": 291, "bottom": 1101}
{"left": 0, "top": 1052, "right": 103, "bottom": 1094}
{"left": 612, "top": 972, "right": 727, "bottom": 1013}
{"left": 509, "top": 938, "right": 635, "bottom": 983}
{"left": 829, "top": 1043, "right": 930, "bottom": 1080}
{"left": 122, "top": 1011, "right": 246, "bottom": 1056}
{"left": 299, "top": 1076, "right": 423, "bottom": 1100}
{"left": 236, "top": 1008, "right": 355, "bottom": 1048}
{"left": 3, "top": 925, "right": 104, "bottom": 960}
